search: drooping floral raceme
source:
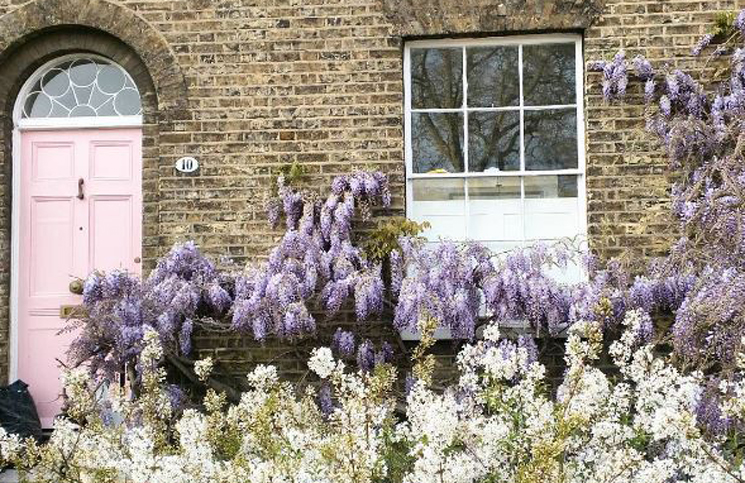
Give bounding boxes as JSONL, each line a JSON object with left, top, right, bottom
{"left": 231, "top": 171, "right": 390, "bottom": 340}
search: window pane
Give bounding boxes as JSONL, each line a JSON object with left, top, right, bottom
{"left": 522, "top": 43, "right": 576, "bottom": 106}
{"left": 468, "top": 111, "right": 520, "bottom": 172}
{"left": 524, "top": 108, "right": 578, "bottom": 170}
{"left": 22, "top": 57, "right": 142, "bottom": 119}
{"left": 23, "top": 92, "right": 52, "bottom": 117}
{"left": 412, "top": 112, "right": 465, "bottom": 173}
{"left": 410, "top": 47, "right": 463, "bottom": 109}
{"left": 411, "top": 179, "right": 466, "bottom": 240}
{"left": 468, "top": 177, "right": 522, "bottom": 242}
{"left": 69, "top": 58, "right": 98, "bottom": 86}
{"left": 524, "top": 175, "right": 578, "bottom": 199}
{"left": 41, "top": 68, "right": 70, "bottom": 97}
{"left": 524, "top": 175, "right": 579, "bottom": 240}
{"left": 114, "top": 88, "right": 142, "bottom": 116}
{"left": 467, "top": 46, "right": 519, "bottom": 107}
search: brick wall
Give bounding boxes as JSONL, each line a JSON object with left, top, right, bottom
{"left": 0, "top": 0, "right": 742, "bottom": 384}
{"left": 585, "top": 0, "right": 745, "bottom": 259}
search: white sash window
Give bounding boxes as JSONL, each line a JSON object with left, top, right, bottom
{"left": 404, "top": 34, "right": 587, "bottom": 281}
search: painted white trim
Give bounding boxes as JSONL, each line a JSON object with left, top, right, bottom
{"left": 9, "top": 128, "right": 20, "bottom": 382}
{"left": 9, "top": 54, "right": 144, "bottom": 383}
{"left": 575, "top": 36, "right": 590, "bottom": 262}
{"left": 17, "top": 116, "right": 143, "bottom": 131}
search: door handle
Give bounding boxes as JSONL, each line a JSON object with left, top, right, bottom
{"left": 77, "top": 178, "right": 85, "bottom": 200}
{"left": 69, "top": 278, "right": 84, "bottom": 295}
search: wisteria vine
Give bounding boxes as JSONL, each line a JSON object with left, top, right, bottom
{"left": 62, "top": 10, "right": 745, "bottom": 446}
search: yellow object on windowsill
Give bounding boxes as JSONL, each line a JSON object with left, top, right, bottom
{"left": 426, "top": 168, "right": 449, "bottom": 174}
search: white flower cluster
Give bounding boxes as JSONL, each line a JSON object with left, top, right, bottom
{"left": 141, "top": 328, "right": 163, "bottom": 366}
{"left": 308, "top": 347, "right": 336, "bottom": 379}
{"left": 0, "top": 427, "right": 21, "bottom": 467}
{"left": 2, "top": 313, "right": 745, "bottom": 483}
{"left": 2, "top": 344, "right": 397, "bottom": 483}
{"left": 193, "top": 357, "right": 214, "bottom": 382}
{"left": 721, "top": 337, "right": 745, "bottom": 419}
{"left": 400, "top": 315, "right": 745, "bottom": 483}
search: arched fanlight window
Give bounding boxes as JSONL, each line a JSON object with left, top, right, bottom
{"left": 21, "top": 55, "right": 142, "bottom": 119}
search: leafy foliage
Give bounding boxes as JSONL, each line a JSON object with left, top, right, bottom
{"left": 362, "top": 218, "right": 429, "bottom": 265}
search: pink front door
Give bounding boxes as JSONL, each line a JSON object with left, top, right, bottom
{"left": 17, "top": 128, "right": 142, "bottom": 427}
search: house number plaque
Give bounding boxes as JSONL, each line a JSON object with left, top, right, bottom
{"left": 175, "top": 156, "right": 199, "bottom": 173}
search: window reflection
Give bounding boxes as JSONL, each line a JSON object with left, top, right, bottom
{"left": 524, "top": 109, "right": 578, "bottom": 170}
{"left": 411, "top": 178, "right": 466, "bottom": 240}
{"left": 468, "top": 177, "right": 522, "bottom": 242}
{"left": 468, "top": 111, "right": 520, "bottom": 172}
{"left": 524, "top": 176, "right": 580, "bottom": 240}
{"left": 524, "top": 175, "right": 578, "bottom": 198}
{"left": 412, "top": 112, "right": 464, "bottom": 173}
{"left": 523, "top": 43, "right": 576, "bottom": 106}
{"left": 467, "top": 46, "right": 519, "bottom": 107}
{"left": 410, "top": 48, "right": 463, "bottom": 109}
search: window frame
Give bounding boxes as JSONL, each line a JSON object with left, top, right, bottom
{"left": 403, "top": 33, "right": 587, "bottom": 248}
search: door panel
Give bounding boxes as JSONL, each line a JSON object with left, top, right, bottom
{"left": 90, "top": 196, "right": 136, "bottom": 272}
{"left": 28, "top": 198, "right": 76, "bottom": 299}
{"left": 32, "top": 143, "right": 75, "bottom": 180}
{"left": 18, "top": 128, "right": 142, "bottom": 428}
{"left": 90, "top": 142, "right": 133, "bottom": 180}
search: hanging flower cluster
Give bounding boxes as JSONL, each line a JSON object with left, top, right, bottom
{"left": 589, "top": 12, "right": 745, "bottom": 378}
{"left": 69, "top": 241, "right": 233, "bottom": 380}
{"left": 393, "top": 239, "right": 492, "bottom": 339}
{"left": 231, "top": 171, "right": 390, "bottom": 340}
{"left": 393, "top": 238, "right": 695, "bottom": 339}
{"left": 69, "top": 170, "right": 391, "bottom": 387}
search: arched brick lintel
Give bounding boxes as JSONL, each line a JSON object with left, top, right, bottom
{"left": 0, "top": 0, "right": 189, "bottom": 120}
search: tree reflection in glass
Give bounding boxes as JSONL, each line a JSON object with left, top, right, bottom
{"left": 524, "top": 109, "right": 577, "bottom": 170}
{"left": 523, "top": 43, "right": 576, "bottom": 106}
{"left": 412, "top": 112, "right": 464, "bottom": 173}
{"left": 409, "top": 41, "right": 578, "bottom": 174}
{"left": 410, "top": 48, "right": 463, "bottom": 109}
{"left": 468, "top": 111, "right": 520, "bottom": 171}
{"left": 467, "top": 46, "right": 519, "bottom": 108}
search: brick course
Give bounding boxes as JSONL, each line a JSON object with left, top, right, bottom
{"left": 0, "top": 0, "right": 742, "bottom": 383}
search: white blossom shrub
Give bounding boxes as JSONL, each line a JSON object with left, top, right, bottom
{"left": 2, "top": 312, "right": 745, "bottom": 483}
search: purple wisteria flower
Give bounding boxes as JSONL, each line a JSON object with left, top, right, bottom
{"left": 231, "top": 170, "right": 390, "bottom": 340}
{"left": 69, "top": 241, "right": 235, "bottom": 381}
{"left": 317, "top": 383, "right": 334, "bottom": 416}
{"left": 332, "top": 328, "right": 356, "bottom": 357}
{"left": 357, "top": 339, "right": 376, "bottom": 373}
{"left": 394, "top": 239, "right": 490, "bottom": 339}
{"left": 692, "top": 33, "right": 714, "bottom": 56}
{"left": 589, "top": 13, "right": 745, "bottom": 437}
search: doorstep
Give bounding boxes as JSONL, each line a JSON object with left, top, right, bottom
{"left": 0, "top": 470, "right": 18, "bottom": 483}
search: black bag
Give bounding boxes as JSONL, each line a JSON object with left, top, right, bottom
{"left": 0, "top": 380, "right": 43, "bottom": 441}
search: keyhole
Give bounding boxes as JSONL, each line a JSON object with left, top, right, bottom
{"left": 79, "top": 227, "right": 83, "bottom": 231}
